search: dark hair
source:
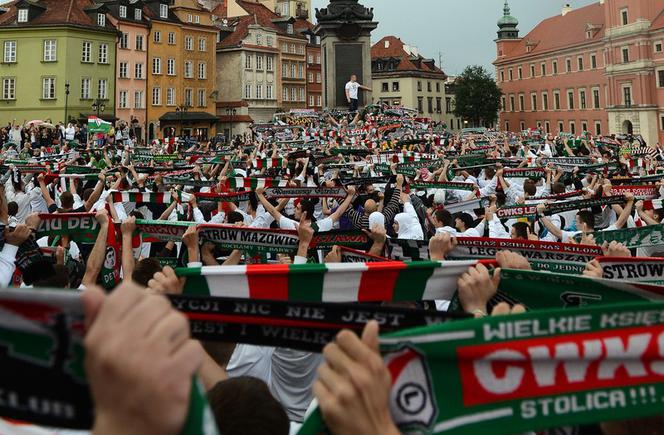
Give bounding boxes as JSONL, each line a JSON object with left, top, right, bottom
{"left": 552, "top": 182, "right": 565, "bottom": 194}
{"left": 129, "top": 210, "right": 144, "bottom": 220}
{"left": 227, "top": 211, "right": 245, "bottom": 224}
{"left": 82, "top": 187, "right": 94, "bottom": 201}
{"left": 247, "top": 191, "right": 258, "bottom": 212}
{"left": 512, "top": 222, "right": 530, "bottom": 239}
{"left": 454, "top": 212, "right": 474, "bottom": 230}
{"left": 33, "top": 265, "right": 70, "bottom": 288}
{"left": 577, "top": 210, "right": 595, "bottom": 229}
{"left": 654, "top": 208, "right": 664, "bottom": 223}
{"left": 60, "top": 191, "right": 74, "bottom": 210}
{"left": 435, "top": 209, "right": 453, "bottom": 227}
{"left": 7, "top": 201, "right": 17, "bottom": 216}
{"left": 299, "top": 199, "right": 315, "bottom": 221}
{"left": 207, "top": 377, "right": 289, "bottom": 435}
{"left": 131, "top": 258, "right": 163, "bottom": 287}
{"left": 523, "top": 180, "right": 537, "bottom": 196}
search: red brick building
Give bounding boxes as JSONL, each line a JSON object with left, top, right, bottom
{"left": 494, "top": 0, "right": 664, "bottom": 146}
{"left": 295, "top": 19, "right": 322, "bottom": 109}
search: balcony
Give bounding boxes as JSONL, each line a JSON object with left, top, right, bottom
{"left": 605, "top": 19, "right": 650, "bottom": 40}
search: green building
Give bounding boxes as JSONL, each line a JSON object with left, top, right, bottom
{"left": 0, "top": 0, "right": 118, "bottom": 126}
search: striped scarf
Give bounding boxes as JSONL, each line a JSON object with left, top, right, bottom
{"left": 110, "top": 191, "right": 175, "bottom": 204}
{"left": 177, "top": 260, "right": 478, "bottom": 302}
{"left": 225, "top": 177, "right": 289, "bottom": 189}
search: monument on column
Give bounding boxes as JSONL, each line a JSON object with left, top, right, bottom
{"left": 314, "top": 0, "right": 378, "bottom": 109}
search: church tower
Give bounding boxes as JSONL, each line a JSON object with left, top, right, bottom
{"left": 496, "top": 0, "right": 519, "bottom": 40}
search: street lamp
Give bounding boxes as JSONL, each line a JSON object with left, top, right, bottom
{"left": 226, "top": 108, "right": 236, "bottom": 143}
{"left": 64, "top": 81, "right": 70, "bottom": 124}
{"left": 464, "top": 120, "right": 469, "bottom": 129}
{"left": 92, "top": 99, "right": 106, "bottom": 117}
{"left": 176, "top": 105, "right": 188, "bottom": 137}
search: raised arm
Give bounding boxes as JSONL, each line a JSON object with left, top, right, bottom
{"left": 84, "top": 173, "right": 106, "bottom": 211}
{"left": 121, "top": 216, "right": 136, "bottom": 281}
{"left": 328, "top": 186, "right": 356, "bottom": 223}
{"left": 254, "top": 187, "right": 285, "bottom": 222}
{"left": 536, "top": 203, "right": 562, "bottom": 240}
{"left": 82, "top": 210, "right": 110, "bottom": 287}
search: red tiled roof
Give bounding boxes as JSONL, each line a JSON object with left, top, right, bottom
{"left": 0, "top": 0, "right": 114, "bottom": 29}
{"left": 500, "top": 2, "right": 605, "bottom": 60}
{"left": 371, "top": 35, "right": 445, "bottom": 75}
{"left": 293, "top": 17, "right": 312, "bottom": 32}
{"left": 235, "top": 0, "right": 304, "bottom": 39}
{"left": 217, "top": 14, "right": 251, "bottom": 47}
{"left": 211, "top": 2, "right": 226, "bottom": 17}
{"left": 652, "top": 9, "right": 664, "bottom": 30}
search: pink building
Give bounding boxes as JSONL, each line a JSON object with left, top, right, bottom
{"left": 494, "top": 0, "right": 664, "bottom": 146}
{"left": 106, "top": 0, "right": 149, "bottom": 142}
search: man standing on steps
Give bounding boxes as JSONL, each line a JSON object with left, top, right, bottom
{"left": 345, "top": 74, "right": 372, "bottom": 112}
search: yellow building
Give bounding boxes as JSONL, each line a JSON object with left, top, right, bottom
{"left": 276, "top": 18, "right": 307, "bottom": 111}
{"left": 145, "top": 0, "right": 218, "bottom": 141}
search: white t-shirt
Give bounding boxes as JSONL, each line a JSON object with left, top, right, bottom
{"left": 279, "top": 216, "right": 333, "bottom": 232}
{"left": 345, "top": 81, "right": 359, "bottom": 99}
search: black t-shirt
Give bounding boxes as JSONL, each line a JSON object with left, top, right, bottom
{"left": 48, "top": 204, "right": 86, "bottom": 214}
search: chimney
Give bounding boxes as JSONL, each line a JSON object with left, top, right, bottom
{"left": 562, "top": 4, "right": 572, "bottom": 16}
{"left": 384, "top": 39, "right": 389, "bottom": 49}
{"left": 411, "top": 46, "right": 419, "bottom": 57}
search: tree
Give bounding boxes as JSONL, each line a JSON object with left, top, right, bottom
{"left": 453, "top": 65, "right": 502, "bottom": 128}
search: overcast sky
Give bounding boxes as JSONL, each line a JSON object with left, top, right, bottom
{"left": 311, "top": 0, "right": 598, "bottom": 76}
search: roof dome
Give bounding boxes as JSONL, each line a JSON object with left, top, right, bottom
{"left": 497, "top": 0, "right": 518, "bottom": 27}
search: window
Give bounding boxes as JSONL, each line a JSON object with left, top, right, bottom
{"left": 97, "top": 13, "right": 105, "bottom": 27}
{"left": 152, "top": 87, "right": 161, "bottom": 105}
{"left": 119, "top": 62, "right": 128, "bottom": 78}
{"left": 436, "top": 97, "right": 441, "bottom": 112}
{"left": 446, "top": 98, "right": 452, "bottom": 112}
{"left": 198, "top": 62, "right": 206, "bottom": 79}
{"left": 567, "top": 90, "right": 574, "bottom": 109}
{"left": 570, "top": 122, "right": 576, "bottom": 135}
{"left": 427, "top": 81, "right": 432, "bottom": 92}
{"left": 577, "top": 57, "right": 584, "bottom": 71}
{"left": 621, "top": 8, "right": 628, "bottom": 26}
{"left": 266, "top": 56, "right": 273, "bottom": 71}
{"left": 3, "top": 41, "right": 16, "bottom": 63}
{"left": 135, "top": 63, "right": 144, "bottom": 79}
{"left": 81, "top": 78, "right": 90, "bottom": 99}
{"left": 184, "top": 61, "right": 193, "bottom": 78}
{"left": 590, "top": 54, "right": 597, "bottom": 69}
{"left": 312, "top": 74, "right": 317, "bottom": 85}
{"left": 43, "top": 40, "right": 56, "bottom": 62}
{"left": 287, "top": 23, "right": 293, "bottom": 34}
{"left": 291, "top": 63, "right": 296, "bottom": 78}
{"left": 153, "top": 31, "right": 161, "bottom": 43}
{"left": 185, "top": 36, "right": 193, "bottom": 51}
{"left": 501, "top": 96, "right": 506, "bottom": 111}
{"left": 168, "top": 32, "right": 175, "bottom": 45}
{"left": 417, "top": 97, "right": 423, "bottom": 113}
{"left": 256, "top": 33, "right": 262, "bottom": 45}
{"left": 558, "top": 122, "right": 564, "bottom": 133}
{"left": 595, "top": 121, "right": 602, "bottom": 135}
{"left": 134, "top": 8, "right": 142, "bottom": 20}
{"left": 519, "top": 94, "right": 525, "bottom": 111}
{"left": 309, "top": 95, "right": 314, "bottom": 106}
{"left": 266, "top": 36, "right": 273, "bottom": 47}
{"left": 427, "top": 97, "right": 433, "bottom": 113}
{"left": 580, "top": 89, "right": 586, "bottom": 109}
{"left": 500, "top": 71, "right": 505, "bottom": 82}
{"left": 417, "top": 81, "right": 422, "bottom": 91}
{"left": 282, "top": 43, "right": 288, "bottom": 52}
{"left": 152, "top": 57, "right": 161, "bottom": 74}
{"left": 545, "top": 121, "right": 550, "bottom": 133}
{"left": 541, "top": 63, "right": 546, "bottom": 76}
{"left": 99, "top": 44, "right": 108, "bottom": 63}
{"left": 136, "top": 35, "right": 144, "bottom": 50}
{"left": 194, "top": 15, "right": 200, "bottom": 24}
{"left": 518, "top": 67, "right": 522, "bottom": 79}
{"left": 392, "top": 82, "right": 399, "bottom": 92}
{"left": 552, "top": 60, "right": 558, "bottom": 74}
{"left": 623, "top": 86, "right": 632, "bottom": 107}
{"left": 656, "top": 42, "right": 663, "bottom": 53}
{"left": 167, "top": 58, "right": 175, "bottom": 75}
{"left": 266, "top": 85, "right": 273, "bottom": 100}
{"left": 17, "top": 9, "right": 28, "bottom": 23}
{"left": 508, "top": 69, "right": 513, "bottom": 81}
{"left": 531, "top": 93, "right": 537, "bottom": 111}
{"left": 308, "top": 54, "right": 313, "bottom": 64}
{"left": 134, "top": 91, "right": 143, "bottom": 108}
{"left": 291, "top": 87, "right": 296, "bottom": 101}
{"left": 256, "top": 84, "right": 262, "bottom": 99}
{"left": 245, "top": 85, "right": 251, "bottom": 99}
{"left": 119, "top": 5, "right": 127, "bottom": 18}
{"left": 593, "top": 88, "right": 600, "bottom": 108}
{"left": 167, "top": 87, "right": 175, "bottom": 106}
{"left": 505, "top": 122, "right": 510, "bottom": 131}
{"left": 316, "top": 54, "right": 320, "bottom": 64}
{"left": 160, "top": 3, "right": 168, "bottom": 18}
{"left": 298, "top": 63, "right": 304, "bottom": 79}
{"left": 245, "top": 54, "right": 252, "bottom": 69}
{"left": 582, "top": 122, "right": 588, "bottom": 133}
{"left": 543, "top": 93, "right": 548, "bottom": 111}
{"left": 197, "top": 89, "right": 206, "bottom": 107}
{"left": 566, "top": 58, "right": 571, "bottom": 72}
{"left": 2, "top": 78, "right": 15, "bottom": 100}
{"left": 119, "top": 90, "right": 128, "bottom": 108}
{"left": 554, "top": 91, "right": 560, "bottom": 110}
{"left": 658, "top": 70, "right": 664, "bottom": 88}
{"left": 622, "top": 47, "right": 629, "bottom": 63}
{"left": 436, "top": 82, "right": 441, "bottom": 92}
{"left": 120, "top": 32, "right": 128, "bottom": 49}
{"left": 199, "top": 37, "right": 206, "bottom": 52}
{"left": 509, "top": 95, "right": 515, "bottom": 112}
{"left": 98, "top": 79, "right": 107, "bottom": 99}
{"left": 530, "top": 64, "right": 535, "bottom": 77}
{"left": 187, "top": 14, "right": 192, "bottom": 22}
{"left": 256, "top": 55, "right": 263, "bottom": 70}
{"left": 316, "top": 95, "right": 321, "bottom": 106}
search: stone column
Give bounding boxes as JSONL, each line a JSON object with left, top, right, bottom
{"left": 314, "top": 0, "right": 378, "bottom": 109}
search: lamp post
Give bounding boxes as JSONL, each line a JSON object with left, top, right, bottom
{"left": 91, "top": 99, "right": 106, "bottom": 117}
{"left": 175, "top": 105, "right": 188, "bottom": 137}
{"left": 226, "top": 108, "right": 236, "bottom": 143}
{"left": 64, "top": 81, "right": 70, "bottom": 124}
{"left": 464, "top": 120, "right": 469, "bottom": 129}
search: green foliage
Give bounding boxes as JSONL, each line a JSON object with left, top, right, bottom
{"left": 453, "top": 65, "right": 502, "bottom": 127}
